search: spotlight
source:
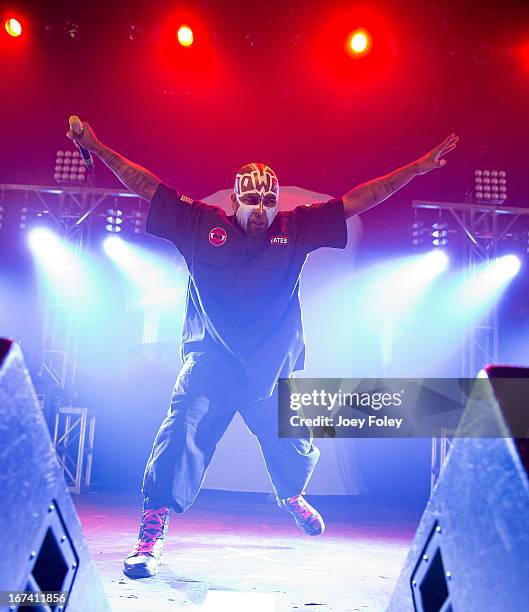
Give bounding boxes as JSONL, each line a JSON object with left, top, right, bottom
{"left": 19, "top": 207, "right": 28, "bottom": 230}
{"left": 431, "top": 222, "right": 448, "bottom": 248}
{"left": 5, "top": 17, "right": 22, "bottom": 38}
{"left": 474, "top": 169, "right": 507, "bottom": 203}
{"left": 411, "top": 220, "right": 425, "bottom": 247}
{"left": 131, "top": 210, "right": 146, "bottom": 235}
{"left": 495, "top": 254, "right": 521, "bottom": 279}
{"left": 54, "top": 150, "right": 86, "bottom": 184}
{"left": 127, "top": 23, "right": 140, "bottom": 41}
{"left": 103, "top": 235, "right": 125, "bottom": 258}
{"left": 28, "top": 227, "right": 58, "bottom": 254}
{"left": 519, "top": 41, "right": 529, "bottom": 73}
{"left": 177, "top": 25, "right": 193, "bottom": 47}
{"left": 64, "top": 20, "right": 80, "bottom": 40}
{"left": 105, "top": 207, "right": 123, "bottom": 233}
{"left": 346, "top": 29, "right": 371, "bottom": 57}
{"left": 351, "top": 32, "right": 367, "bottom": 53}
{"left": 29, "top": 227, "right": 87, "bottom": 299}
{"left": 244, "top": 33, "right": 257, "bottom": 48}
{"left": 425, "top": 249, "right": 449, "bottom": 274}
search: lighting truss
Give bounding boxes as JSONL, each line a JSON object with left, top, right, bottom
{"left": 416, "top": 200, "right": 529, "bottom": 493}
{"left": 0, "top": 182, "right": 145, "bottom": 393}
{"left": 413, "top": 199, "right": 529, "bottom": 377}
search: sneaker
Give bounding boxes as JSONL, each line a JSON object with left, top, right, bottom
{"left": 123, "top": 501, "right": 170, "bottom": 578}
{"left": 279, "top": 493, "right": 325, "bottom": 536}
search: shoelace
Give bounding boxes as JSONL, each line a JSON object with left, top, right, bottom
{"left": 285, "top": 495, "right": 314, "bottom": 521}
{"left": 132, "top": 507, "right": 168, "bottom": 554}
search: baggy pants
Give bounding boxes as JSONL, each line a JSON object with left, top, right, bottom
{"left": 142, "top": 351, "right": 320, "bottom": 512}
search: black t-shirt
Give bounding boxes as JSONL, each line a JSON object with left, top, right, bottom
{"left": 147, "top": 183, "right": 347, "bottom": 400}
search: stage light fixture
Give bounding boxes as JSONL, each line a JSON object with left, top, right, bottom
{"left": 351, "top": 32, "right": 367, "bottom": 53}
{"left": 495, "top": 254, "right": 521, "bottom": 279}
{"left": 244, "top": 33, "right": 257, "bottom": 48}
{"left": 177, "top": 25, "right": 193, "bottom": 47}
{"left": 431, "top": 222, "right": 448, "bottom": 248}
{"left": 19, "top": 207, "right": 28, "bottom": 231}
{"left": 105, "top": 207, "right": 123, "bottom": 233}
{"left": 103, "top": 235, "right": 125, "bottom": 258}
{"left": 131, "top": 210, "right": 146, "bottom": 235}
{"left": 519, "top": 41, "right": 529, "bottom": 73}
{"left": 425, "top": 249, "right": 449, "bottom": 274}
{"left": 5, "top": 17, "right": 22, "bottom": 38}
{"left": 127, "top": 23, "right": 140, "bottom": 41}
{"left": 474, "top": 169, "right": 507, "bottom": 203}
{"left": 28, "top": 227, "right": 58, "bottom": 254}
{"left": 54, "top": 150, "right": 86, "bottom": 184}
{"left": 411, "top": 220, "right": 425, "bottom": 247}
{"left": 64, "top": 20, "right": 80, "bottom": 40}
{"left": 0, "top": 205, "right": 3, "bottom": 230}
{"left": 346, "top": 29, "right": 371, "bottom": 57}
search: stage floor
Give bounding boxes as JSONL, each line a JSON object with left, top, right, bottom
{"left": 74, "top": 490, "right": 421, "bottom": 611}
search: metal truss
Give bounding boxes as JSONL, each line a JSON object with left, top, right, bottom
{"left": 0, "top": 182, "right": 139, "bottom": 237}
{"left": 53, "top": 406, "right": 96, "bottom": 494}
{"left": 413, "top": 200, "right": 529, "bottom": 377}
{"left": 1, "top": 183, "right": 142, "bottom": 392}
{"left": 2, "top": 183, "right": 144, "bottom": 492}
{"left": 430, "top": 427, "right": 454, "bottom": 492}
{"left": 414, "top": 201, "right": 529, "bottom": 496}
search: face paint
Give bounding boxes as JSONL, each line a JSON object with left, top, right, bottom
{"left": 234, "top": 163, "right": 279, "bottom": 232}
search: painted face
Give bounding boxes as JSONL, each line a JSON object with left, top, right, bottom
{"left": 234, "top": 163, "right": 279, "bottom": 232}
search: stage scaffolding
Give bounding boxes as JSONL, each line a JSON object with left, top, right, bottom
{"left": 1, "top": 183, "right": 140, "bottom": 388}
{"left": 413, "top": 200, "right": 529, "bottom": 490}
{"left": 1, "top": 183, "right": 142, "bottom": 492}
{"left": 412, "top": 200, "right": 529, "bottom": 377}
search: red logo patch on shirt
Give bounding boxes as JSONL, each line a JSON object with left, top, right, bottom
{"left": 270, "top": 235, "right": 289, "bottom": 245}
{"left": 209, "top": 227, "right": 228, "bottom": 247}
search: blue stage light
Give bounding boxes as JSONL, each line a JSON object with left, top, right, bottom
{"left": 494, "top": 254, "right": 521, "bottom": 279}
{"left": 103, "top": 235, "right": 126, "bottom": 259}
{"left": 424, "top": 249, "right": 449, "bottom": 274}
{"left": 431, "top": 222, "right": 448, "bottom": 247}
{"left": 105, "top": 208, "right": 123, "bottom": 233}
{"left": 28, "top": 227, "right": 59, "bottom": 254}
{"left": 28, "top": 227, "right": 89, "bottom": 303}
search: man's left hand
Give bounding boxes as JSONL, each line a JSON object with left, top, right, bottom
{"left": 415, "top": 133, "right": 459, "bottom": 175}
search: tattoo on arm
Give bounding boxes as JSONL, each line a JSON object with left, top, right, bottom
{"left": 93, "top": 144, "right": 161, "bottom": 201}
{"left": 369, "top": 174, "right": 403, "bottom": 204}
{"left": 344, "top": 161, "right": 419, "bottom": 217}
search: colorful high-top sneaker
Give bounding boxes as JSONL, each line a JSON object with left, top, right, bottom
{"left": 123, "top": 501, "right": 170, "bottom": 578}
{"left": 279, "top": 493, "right": 325, "bottom": 536}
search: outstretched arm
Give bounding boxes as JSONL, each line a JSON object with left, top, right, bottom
{"left": 66, "top": 119, "right": 161, "bottom": 201}
{"left": 342, "top": 134, "right": 459, "bottom": 219}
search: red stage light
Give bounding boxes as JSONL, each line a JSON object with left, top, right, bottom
{"left": 177, "top": 25, "right": 193, "bottom": 47}
{"left": 520, "top": 41, "right": 529, "bottom": 73}
{"left": 346, "top": 29, "right": 371, "bottom": 57}
{"left": 5, "top": 17, "right": 22, "bottom": 38}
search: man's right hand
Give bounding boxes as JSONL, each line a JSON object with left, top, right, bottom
{"left": 64, "top": 116, "right": 162, "bottom": 201}
{"left": 66, "top": 119, "right": 101, "bottom": 153}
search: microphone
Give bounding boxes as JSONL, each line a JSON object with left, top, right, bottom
{"left": 69, "top": 115, "right": 95, "bottom": 171}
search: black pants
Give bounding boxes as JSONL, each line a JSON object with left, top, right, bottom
{"left": 142, "top": 351, "right": 319, "bottom": 512}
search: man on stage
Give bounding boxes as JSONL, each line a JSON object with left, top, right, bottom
{"left": 67, "top": 119, "right": 457, "bottom": 578}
